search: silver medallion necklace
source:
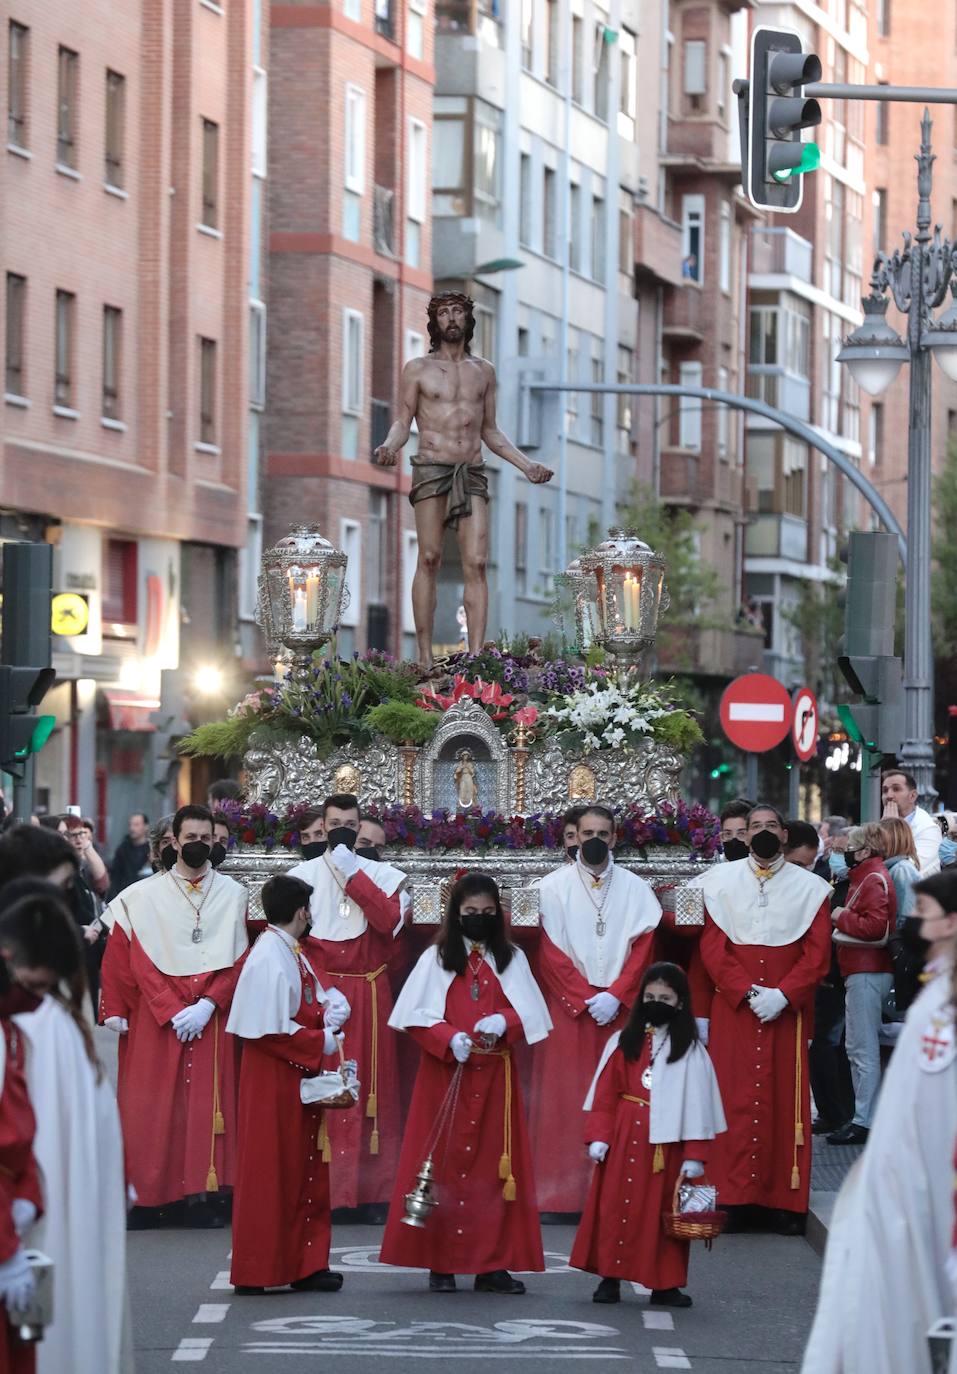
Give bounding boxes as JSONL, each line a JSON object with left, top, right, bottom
{"left": 324, "top": 853, "right": 353, "bottom": 920}
{"left": 170, "top": 869, "right": 213, "bottom": 943}
{"left": 576, "top": 862, "right": 614, "bottom": 938}
{"left": 641, "top": 1029, "right": 667, "bottom": 1091}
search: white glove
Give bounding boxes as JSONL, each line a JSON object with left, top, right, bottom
{"left": 695, "top": 1017, "right": 710, "bottom": 1046}
{"left": 450, "top": 1031, "right": 473, "bottom": 1063}
{"left": 322, "top": 987, "right": 351, "bottom": 1032}
{"left": 473, "top": 1013, "right": 507, "bottom": 1042}
{"left": 750, "top": 986, "right": 788, "bottom": 1023}
{"left": 585, "top": 991, "right": 621, "bottom": 1026}
{"left": 588, "top": 1141, "right": 609, "bottom": 1163}
{"left": 170, "top": 997, "right": 216, "bottom": 1042}
{"left": 331, "top": 844, "right": 360, "bottom": 879}
{"left": 11, "top": 1200, "right": 36, "bottom": 1238}
{"left": 0, "top": 1247, "right": 35, "bottom": 1312}
{"left": 104, "top": 1016, "right": 129, "bottom": 1034}
{"left": 322, "top": 1029, "right": 340, "bottom": 1056}
{"left": 681, "top": 1159, "right": 705, "bottom": 1179}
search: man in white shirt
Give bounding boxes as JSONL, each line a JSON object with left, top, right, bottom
{"left": 881, "top": 770, "right": 941, "bottom": 874}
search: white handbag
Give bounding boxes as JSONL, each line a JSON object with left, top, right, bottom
{"left": 832, "top": 870, "right": 891, "bottom": 948}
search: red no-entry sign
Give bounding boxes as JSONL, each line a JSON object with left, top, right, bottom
{"left": 720, "top": 673, "right": 793, "bottom": 753}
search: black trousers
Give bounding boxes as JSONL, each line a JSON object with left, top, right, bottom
{"left": 808, "top": 977, "right": 854, "bottom": 1129}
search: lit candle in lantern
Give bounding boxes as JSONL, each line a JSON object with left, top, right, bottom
{"left": 305, "top": 573, "right": 320, "bottom": 625}
{"left": 622, "top": 573, "right": 640, "bottom": 631}
{"left": 292, "top": 586, "right": 308, "bottom": 631}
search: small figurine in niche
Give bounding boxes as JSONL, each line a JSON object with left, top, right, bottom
{"left": 453, "top": 749, "right": 478, "bottom": 810}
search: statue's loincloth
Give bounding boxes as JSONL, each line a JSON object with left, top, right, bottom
{"left": 409, "top": 457, "right": 489, "bottom": 530}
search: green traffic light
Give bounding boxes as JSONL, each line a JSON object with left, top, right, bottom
{"left": 772, "top": 142, "right": 821, "bottom": 183}
{"left": 13, "top": 715, "right": 56, "bottom": 759}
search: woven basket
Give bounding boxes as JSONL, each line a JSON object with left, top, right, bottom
{"left": 661, "top": 1174, "right": 727, "bottom": 1247}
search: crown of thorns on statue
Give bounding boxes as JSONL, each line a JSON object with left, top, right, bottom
{"left": 427, "top": 292, "right": 476, "bottom": 355}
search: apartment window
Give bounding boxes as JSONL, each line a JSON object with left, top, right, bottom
{"left": 565, "top": 327, "right": 579, "bottom": 428}
{"left": 539, "top": 505, "right": 556, "bottom": 584}
{"left": 876, "top": 0, "right": 889, "bottom": 37}
{"left": 340, "top": 520, "right": 361, "bottom": 628}
{"left": 868, "top": 402, "right": 883, "bottom": 467}
{"left": 54, "top": 290, "right": 75, "bottom": 408}
{"left": 407, "top": 0, "right": 425, "bottom": 60}
{"left": 251, "top": 67, "right": 267, "bottom": 177}
{"left": 344, "top": 0, "right": 361, "bottom": 19}
{"left": 8, "top": 22, "right": 28, "bottom": 149}
{"left": 572, "top": 17, "right": 584, "bottom": 104}
{"left": 520, "top": 0, "right": 533, "bottom": 68}
{"left": 719, "top": 200, "right": 731, "bottom": 293}
{"left": 102, "top": 305, "right": 122, "bottom": 420}
{"left": 618, "top": 27, "right": 637, "bottom": 141}
{"left": 590, "top": 356, "right": 603, "bottom": 445}
{"left": 781, "top": 439, "right": 807, "bottom": 517}
{"left": 199, "top": 336, "right": 217, "bottom": 444}
{"left": 569, "top": 183, "right": 581, "bottom": 273}
{"left": 543, "top": 166, "right": 557, "bottom": 259}
{"left": 201, "top": 118, "right": 219, "bottom": 228}
{"left": 519, "top": 153, "right": 532, "bottom": 246}
{"left": 617, "top": 344, "right": 632, "bottom": 436}
{"left": 103, "top": 69, "right": 126, "bottom": 188}
{"left": 718, "top": 365, "right": 729, "bottom": 459}
{"left": 407, "top": 117, "right": 427, "bottom": 267}
{"left": 514, "top": 502, "right": 528, "bottom": 595}
{"left": 249, "top": 300, "right": 266, "bottom": 408}
{"left": 678, "top": 361, "right": 702, "bottom": 451}
{"left": 545, "top": 0, "right": 559, "bottom": 86}
{"left": 345, "top": 84, "right": 365, "bottom": 195}
{"left": 619, "top": 205, "right": 633, "bottom": 277}
{"left": 592, "top": 23, "right": 609, "bottom": 121}
{"left": 56, "top": 47, "right": 78, "bottom": 169}
{"left": 872, "top": 187, "right": 887, "bottom": 251}
{"left": 591, "top": 194, "right": 605, "bottom": 280}
{"left": 518, "top": 326, "right": 529, "bottom": 356}
{"left": 681, "top": 195, "right": 703, "bottom": 283}
{"left": 876, "top": 92, "right": 888, "bottom": 147}
{"left": 683, "top": 39, "right": 706, "bottom": 103}
{"left": 5, "top": 274, "right": 25, "bottom": 397}
{"left": 342, "top": 309, "right": 363, "bottom": 460}
{"left": 368, "top": 490, "right": 388, "bottom": 605}
{"left": 473, "top": 103, "right": 501, "bottom": 225}
{"left": 717, "top": 50, "right": 729, "bottom": 121}
{"left": 102, "top": 539, "right": 138, "bottom": 626}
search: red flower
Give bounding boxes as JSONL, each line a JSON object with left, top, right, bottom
{"left": 512, "top": 704, "right": 538, "bottom": 727}
{"left": 242, "top": 828, "right": 256, "bottom": 844}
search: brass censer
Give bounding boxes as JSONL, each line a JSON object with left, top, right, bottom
{"left": 402, "top": 1154, "right": 439, "bottom": 1228}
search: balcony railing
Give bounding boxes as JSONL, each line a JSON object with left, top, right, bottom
{"left": 750, "top": 227, "right": 813, "bottom": 282}
{"left": 374, "top": 0, "right": 396, "bottom": 40}
{"left": 371, "top": 399, "right": 391, "bottom": 456}
{"left": 373, "top": 185, "right": 396, "bottom": 258}
{"left": 746, "top": 367, "right": 811, "bottom": 422}
{"left": 436, "top": 0, "right": 501, "bottom": 41}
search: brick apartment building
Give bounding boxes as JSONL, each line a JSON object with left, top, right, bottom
{"left": 1, "top": 0, "right": 266, "bottom": 839}
{"left": 265, "top": 0, "right": 434, "bottom": 660}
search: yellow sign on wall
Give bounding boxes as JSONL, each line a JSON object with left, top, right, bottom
{"left": 51, "top": 592, "right": 90, "bottom": 637}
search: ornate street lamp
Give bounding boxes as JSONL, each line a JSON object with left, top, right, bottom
{"left": 835, "top": 110, "right": 950, "bottom": 803}
{"left": 257, "top": 525, "right": 349, "bottom": 681}
{"left": 575, "top": 528, "right": 670, "bottom": 661}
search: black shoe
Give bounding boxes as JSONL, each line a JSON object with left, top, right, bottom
{"left": 126, "top": 1206, "right": 165, "bottom": 1231}
{"left": 718, "top": 1204, "right": 749, "bottom": 1234}
{"left": 290, "top": 1269, "right": 344, "bottom": 1292}
{"left": 357, "top": 1203, "right": 389, "bottom": 1226}
{"left": 474, "top": 1270, "right": 526, "bottom": 1295}
{"left": 771, "top": 1210, "right": 806, "bottom": 1237}
{"left": 233, "top": 1286, "right": 266, "bottom": 1296}
{"left": 650, "top": 1288, "right": 692, "bottom": 1308}
{"left": 811, "top": 1118, "right": 837, "bottom": 1136}
{"left": 184, "top": 1200, "right": 225, "bottom": 1229}
{"left": 429, "top": 1271, "right": 457, "bottom": 1293}
{"left": 826, "top": 1122, "right": 869, "bottom": 1146}
{"left": 592, "top": 1278, "right": 621, "bottom": 1304}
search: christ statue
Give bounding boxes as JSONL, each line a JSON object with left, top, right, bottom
{"left": 374, "top": 292, "right": 553, "bottom": 670}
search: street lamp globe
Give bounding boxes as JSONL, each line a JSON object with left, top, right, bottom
{"left": 836, "top": 290, "right": 908, "bottom": 398}
{"left": 923, "top": 296, "right": 957, "bottom": 383}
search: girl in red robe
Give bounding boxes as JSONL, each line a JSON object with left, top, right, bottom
{"left": 571, "top": 962, "right": 726, "bottom": 1307}
{"left": 380, "top": 873, "right": 551, "bottom": 1294}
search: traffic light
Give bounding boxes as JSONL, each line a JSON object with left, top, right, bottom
{"left": 746, "top": 27, "right": 822, "bottom": 213}
{"left": 0, "top": 666, "right": 56, "bottom": 775}
{"left": 837, "top": 532, "right": 903, "bottom": 757}
{"left": 1, "top": 542, "right": 56, "bottom": 780}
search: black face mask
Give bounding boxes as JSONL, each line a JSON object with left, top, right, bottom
{"left": 460, "top": 912, "right": 496, "bottom": 944}
{"left": 898, "top": 918, "right": 930, "bottom": 961}
{"left": 300, "top": 840, "right": 327, "bottom": 861}
{"left": 355, "top": 845, "right": 381, "bottom": 862}
{"left": 722, "top": 838, "right": 750, "bottom": 863}
{"left": 845, "top": 850, "right": 862, "bottom": 869}
{"left": 565, "top": 844, "right": 579, "bottom": 862}
{"left": 160, "top": 844, "right": 177, "bottom": 871}
{"left": 326, "top": 826, "right": 357, "bottom": 852}
{"left": 750, "top": 829, "right": 782, "bottom": 862}
{"left": 210, "top": 842, "right": 227, "bottom": 868}
{"left": 580, "top": 836, "right": 610, "bottom": 867}
{"left": 179, "top": 840, "right": 211, "bottom": 870}
{"left": 643, "top": 1000, "right": 679, "bottom": 1027}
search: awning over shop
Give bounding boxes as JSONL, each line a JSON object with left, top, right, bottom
{"left": 101, "top": 688, "right": 160, "bottom": 733}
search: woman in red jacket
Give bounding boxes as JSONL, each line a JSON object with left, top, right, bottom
{"left": 827, "top": 822, "right": 897, "bottom": 1145}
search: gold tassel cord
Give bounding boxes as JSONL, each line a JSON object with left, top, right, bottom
{"left": 652, "top": 1143, "right": 665, "bottom": 1174}
{"left": 370, "top": 1128, "right": 380, "bottom": 1156}
{"left": 318, "top": 1113, "right": 332, "bottom": 1164}
{"left": 474, "top": 1043, "right": 516, "bottom": 1202}
{"left": 206, "top": 1010, "right": 221, "bottom": 1193}
{"left": 336, "top": 965, "right": 387, "bottom": 1154}
{"left": 791, "top": 1008, "right": 804, "bottom": 1191}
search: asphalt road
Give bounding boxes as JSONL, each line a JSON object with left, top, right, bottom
{"left": 127, "top": 1221, "right": 821, "bottom": 1372}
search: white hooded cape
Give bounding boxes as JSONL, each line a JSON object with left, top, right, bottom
{"left": 389, "top": 944, "right": 552, "bottom": 1046}
{"left": 583, "top": 1028, "right": 727, "bottom": 1145}
{"left": 226, "top": 926, "right": 329, "bottom": 1039}
{"left": 538, "top": 857, "right": 662, "bottom": 986}
{"left": 110, "top": 868, "right": 249, "bottom": 977}
{"left": 701, "top": 856, "right": 831, "bottom": 946}
{"left": 287, "top": 852, "right": 408, "bottom": 941}
{"left": 800, "top": 963, "right": 957, "bottom": 1374}
{"left": 13, "top": 997, "right": 132, "bottom": 1374}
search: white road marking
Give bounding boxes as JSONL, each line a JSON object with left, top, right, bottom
{"left": 193, "top": 1304, "right": 229, "bottom": 1324}
{"left": 642, "top": 1311, "right": 675, "bottom": 1330}
{"left": 210, "top": 1271, "right": 232, "bottom": 1290}
{"left": 728, "top": 702, "right": 785, "bottom": 722}
{"left": 243, "top": 1315, "right": 631, "bottom": 1359}
{"left": 652, "top": 1349, "right": 691, "bottom": 1370}
{"left": 171, "top": 1337, "right": 214, "bottom": 1363}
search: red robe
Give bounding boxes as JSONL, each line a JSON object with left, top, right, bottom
{"left": 379, "top": 965, "right": 544, "bottom": 1275}
{"left": 304, "top": 870, "right": 403, "bottom": 1208}
{"left": 230, "top": 968, "right": 331, "bottom": 1288}
{"left": 99, "top": 925, "right": 244, "bottom": 1206}
{"left": 0, "top": 1019, "right": 43, "bottom": 1374}
{"left": 699, "top": 902, "right": 831, "bottom": 1212}
{"left": 571, "top": 1037, "right": 710, "bottom": 1289}
{"left": 529, "top": 928, "right": 655, "bottom": 1211}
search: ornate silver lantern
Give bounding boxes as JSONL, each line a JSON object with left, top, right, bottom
{"left": 256, "top": 525, "right": 349, "bottom": 679}
{"left": 553, "top": 558, "right": 599, "bottom": 652}
{"left": 575, "top": 528, "right": 670, "bottom": 660}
